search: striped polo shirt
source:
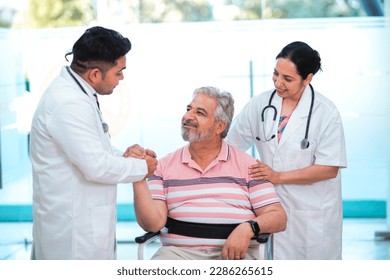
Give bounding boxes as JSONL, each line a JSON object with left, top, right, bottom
{"left": 148, "top": 140, "right": 280, "bottom": 249}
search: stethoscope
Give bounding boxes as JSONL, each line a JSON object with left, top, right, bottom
{"left": 256, "top": 84, "right": 314, "bottom": 149}
{"left": 65, "top": 66, "right": 109, "bottom": 134}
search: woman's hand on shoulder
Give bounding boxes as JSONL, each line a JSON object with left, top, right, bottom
{"left": 249, "top": 160, "right": 280, "bottom": 184}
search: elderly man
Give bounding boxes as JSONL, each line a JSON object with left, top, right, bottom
{"left": 132, "top": 86, "right": 286, "bottom": 260}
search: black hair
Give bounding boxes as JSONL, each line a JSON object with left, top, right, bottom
{"left": 66, "top": 26, "right": 131, "bottom": 75}
{"left": 276, "top": 41, "right": 322, "bottom": 79}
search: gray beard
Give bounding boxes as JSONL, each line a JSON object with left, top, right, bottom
{"left": 181, "top": 127, "right": 213, "bottom": 142}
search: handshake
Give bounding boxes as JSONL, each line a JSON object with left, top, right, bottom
{"left": 123, "top": 144, "right": 158, "bottom": 179}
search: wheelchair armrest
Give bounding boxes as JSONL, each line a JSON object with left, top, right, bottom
{"left": 256, "top": 233, "right": 271, "bottom": 244}
{"left": 135, "top": 231, "right": 161, "bottom": 260}
{"left": 256, "top": 233, "right": 273, "bottom": 260}
{"left": 135, "top": 231, "right": 161, "bottom": 244}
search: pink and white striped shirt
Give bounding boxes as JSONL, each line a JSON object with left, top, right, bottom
{"left": 148, "top": 140, "right": 280, "bottom": 248}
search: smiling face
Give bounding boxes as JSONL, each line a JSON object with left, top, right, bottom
{"left": 181, "top": 93, "right": 225, "bottom": 143}
{"left": 272, "top": 57, "right": 313, "bottom": 102}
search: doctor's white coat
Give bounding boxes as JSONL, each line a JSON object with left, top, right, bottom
{"left": 30, "top": 67, "right": 147, "bottom": 259}
{"left": 226, "top": 85, "right": 347, "bottom": 259}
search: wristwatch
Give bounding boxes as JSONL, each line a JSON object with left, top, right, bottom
{"left": 246, "top": 220, "right": 260, "bottom": 237}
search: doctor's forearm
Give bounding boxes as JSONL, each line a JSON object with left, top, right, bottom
{"left": 276, "top": 165, "right": 339, "bottom": 185}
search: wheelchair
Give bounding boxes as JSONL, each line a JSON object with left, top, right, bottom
{"left": 135, "top": 230, "right": 274, "bottom": 260}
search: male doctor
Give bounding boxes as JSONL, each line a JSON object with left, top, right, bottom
{"left": 29, "top": 26, "right": 157, "bottom": 260}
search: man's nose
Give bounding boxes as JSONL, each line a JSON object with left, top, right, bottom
{"left": 184, "top": 109, "right": 195, "bottom": 119}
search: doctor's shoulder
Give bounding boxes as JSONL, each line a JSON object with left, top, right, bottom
{"left": 314, "top": 91, "right": 343, "bottom": 117}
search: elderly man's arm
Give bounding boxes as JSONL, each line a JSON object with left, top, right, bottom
{"left": 132, "top": 180, "right": 168, "bottom": 233}
{"left": 221, "top": 203, "right": 287, "bottom": 260}
{"left": 252, "top": 203, "right": 287, "bottom": 233}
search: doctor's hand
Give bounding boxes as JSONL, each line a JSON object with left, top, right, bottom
{"left": 221, "top": 223, "right": 252, "bottom": 260}
{"left": 123, "top": 144, "right": 157, "bottom": 159}
{"left": 123, "top": 144, "right": 157, "bottom": 179}
{"left": 249, "top": 160, "right": 281, "bottom": 184}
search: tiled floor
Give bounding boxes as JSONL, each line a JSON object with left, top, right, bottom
{"left": 1, "top": 218, "right": 390, "bottom": 260}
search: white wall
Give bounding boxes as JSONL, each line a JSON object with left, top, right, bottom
{"left": 1, "top": 17, "right": 390, "bottom": 206}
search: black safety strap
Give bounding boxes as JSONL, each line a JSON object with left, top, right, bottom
{"left": 165, "top": 217, "right": 240, "bottom": 239}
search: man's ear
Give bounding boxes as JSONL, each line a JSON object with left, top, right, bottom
{"left": 87, "top": 68, "right": 101, "bottom": 84}
{"left": 215, "top": 121, "right": 227, "bottom": 136}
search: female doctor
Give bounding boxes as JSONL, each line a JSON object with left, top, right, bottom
{"left": 226, "top": 41, "right": 347, "bottom": 259}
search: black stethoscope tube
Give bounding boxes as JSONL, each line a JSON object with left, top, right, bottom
{"left": 257, "top": 84, "right": 314, "bottom": 150}
{"left": 65, "top": 66, "right": 109, "bottom": 134}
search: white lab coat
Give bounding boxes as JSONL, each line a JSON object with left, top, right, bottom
{"left": 226, "top": 85, "right": 347, "bottom": 259}
{"left": 30, "top": 67, "right": 147, "bottom": 259}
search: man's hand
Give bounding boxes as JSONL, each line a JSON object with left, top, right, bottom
{"left": 221, "top": 222, "right": 253, "bottom": 260}
{"left": 144, "top": 155, "right": 158, "bottom": 179}
{"left": 123, "top": 144, "right": 157, "bottom": 159}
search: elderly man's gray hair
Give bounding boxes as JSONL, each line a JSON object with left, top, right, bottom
{"left": 192, "top": 86, "right": 234, "bottom": 138}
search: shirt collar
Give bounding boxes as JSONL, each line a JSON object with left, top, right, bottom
{"left": 182, "top": 139, "right": 229, "bottom": 163}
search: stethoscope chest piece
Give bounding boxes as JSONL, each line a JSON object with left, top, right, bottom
{"left": 102, "top": 122, "right": 109, "bottom": 133}
{"left": 300, "top": 139, "right": 310, "bottom": 149}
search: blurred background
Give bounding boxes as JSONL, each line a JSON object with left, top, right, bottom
{"left": 0, "top": 0, "right": 389, "bottom": 259}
